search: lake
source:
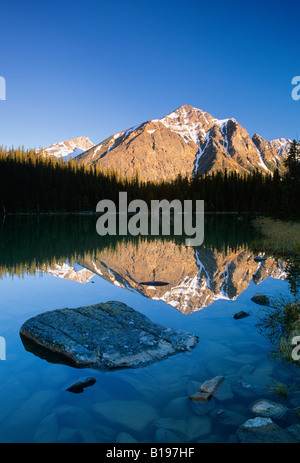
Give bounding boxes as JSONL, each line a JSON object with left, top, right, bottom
{"left": 0, "top": 214, "right": 299, "bottom": 443}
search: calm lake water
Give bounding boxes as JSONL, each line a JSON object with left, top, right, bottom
{"left": 0, "top": 215, "right": 299, "bottom": 443}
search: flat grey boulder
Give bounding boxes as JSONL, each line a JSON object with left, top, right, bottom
{"left": 20, "top": 301, "right": 199, "bottom": 370}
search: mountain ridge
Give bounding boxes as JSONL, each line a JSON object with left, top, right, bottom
{"left": 43, "top": 105, "right": 291, "bottom": 181}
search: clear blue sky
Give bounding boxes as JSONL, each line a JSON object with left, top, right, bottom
{"left": 0, "top": 0, "right": 299, "bottom": 149}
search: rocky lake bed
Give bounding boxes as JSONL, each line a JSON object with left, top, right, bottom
{"left": 0, "top": 219, "right": 299, "bottom": 443}
{"left": 0, "top": 292, "right": 296, "bottom": 443}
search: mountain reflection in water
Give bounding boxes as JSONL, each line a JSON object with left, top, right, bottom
{"left": 78, "top": 242, "right": 287, "bottom": 313}
{"left": 0, "top": 214, "right": 289, "bottom": 313}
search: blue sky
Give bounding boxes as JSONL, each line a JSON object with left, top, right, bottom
{"left": 0, "top": 0, "right": 299, "bottom": 149}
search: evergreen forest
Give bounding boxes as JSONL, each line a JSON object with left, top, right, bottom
{"left": 0, "top": 141, "right": 299, "bottom": 218}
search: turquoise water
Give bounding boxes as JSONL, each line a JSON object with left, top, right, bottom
{"left": 0, "top": 215, "right": 298, "bottom": 443}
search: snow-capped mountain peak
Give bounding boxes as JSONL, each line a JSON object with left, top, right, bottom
{"left": 68, "top": 105, "right": 291, "bottom": 181}
{"left": 43, "top": 136, "right": 94, "bottom": 160}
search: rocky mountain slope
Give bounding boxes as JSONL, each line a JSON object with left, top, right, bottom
{"left": 75, "top": 105, "right": 291, "bottom": 181}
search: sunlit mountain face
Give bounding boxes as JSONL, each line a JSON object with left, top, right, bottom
{"left": 76, "top": 105, "right": 290, "bottom": 181}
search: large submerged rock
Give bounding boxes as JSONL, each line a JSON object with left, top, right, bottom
{"left": 19, "top": 301, "right": 199, "bottom": 370}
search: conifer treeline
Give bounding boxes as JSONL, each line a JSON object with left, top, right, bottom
{"left": 0, "top": 142, "right": 299, "bottom": 217}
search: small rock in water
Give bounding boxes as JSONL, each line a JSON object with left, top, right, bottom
{"left": 238, "top": 417, "right": 278, "bottom": 433}
{"left": 233, "top": 311, "right": 250, "bottom": 320}
{"left": 189, "top": 376, "right": 224, "bottom": 402}
{"left": 250, "top": 399, "right": 288, "bottom": 419}
{"left": 213, "top": 379, "right": 234, "bottom": 401}
{"left": 66, "top": 377, "right": 97, "bottom": 394}
{"left": 251, "top": 293, "right": 270, "bottom": 306}
{"left": 200, "top": 376, "right": 225, "bottom": 396}
{"left": 237, "top": 418, "right": 300, "bottom": 443}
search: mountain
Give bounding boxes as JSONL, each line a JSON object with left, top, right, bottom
{"left": 75, "top": 105, "right": 291, "bottom": 181}
{"left": 43, "top": 136, "right": 94, "bottom": 160}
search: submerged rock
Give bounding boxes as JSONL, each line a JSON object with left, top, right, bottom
{"left": 189, "top": 392, "right": 211, "bottom": 402}
{"left": 152, "top": 417, "right": 187, "bottom": 436}
{"left": 66, "top": 377, "right": 97, "bottom": 394}
{"left": 155, "top": 428, "right": 182, "bottom": 443}
{"left": 93, "top": 399, "right": 159, "bottom": 432}
{"left": 211, "top": 408, "right": 245, "bottom": 428}
{"left": 213, "top": 379, "right": 234, "bottom": 401}
{"left": 236, "top": 417, "right": 280, "bottom": 443}
{"left": 200, "top": 376, "right": 225, "bottom": 395}
{"left": 231, "top": 378, "right": 258, "bottom": 399}
{"left": 19, "top": 301, "right": 199, "bottom": 370}
{"left": 190, "top": 397, "right": 216, "bottom": 416}
{"left": 236, "top": 418, "right": 300, "bottom": 443}
{"left": 116, "top": 432, "right": 139, "bottom": 443}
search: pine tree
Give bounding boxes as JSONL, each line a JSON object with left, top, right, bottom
{"left": 284, "top": 140, "right": 300, "bottom": 182}
{"left": 282, "top": 140, "right": 300, "bottom": 217}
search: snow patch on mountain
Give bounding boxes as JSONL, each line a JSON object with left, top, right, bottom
{"left": 46, "top": 263, "right": 95, "bottom": 284}
{"left": 219, "top": 120, "right": 231, "bottom": 158}
{"left": 158, "top": 106, "right": 211, "bottom": 145}
{"left": 194, "top": 131, "right": 211, "bottom": 172}
{"left": 269, "top": 138, "right": 291, "bottom": 157}
{"left": 254, "top": 145, "right": 271, "bottom": 172}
